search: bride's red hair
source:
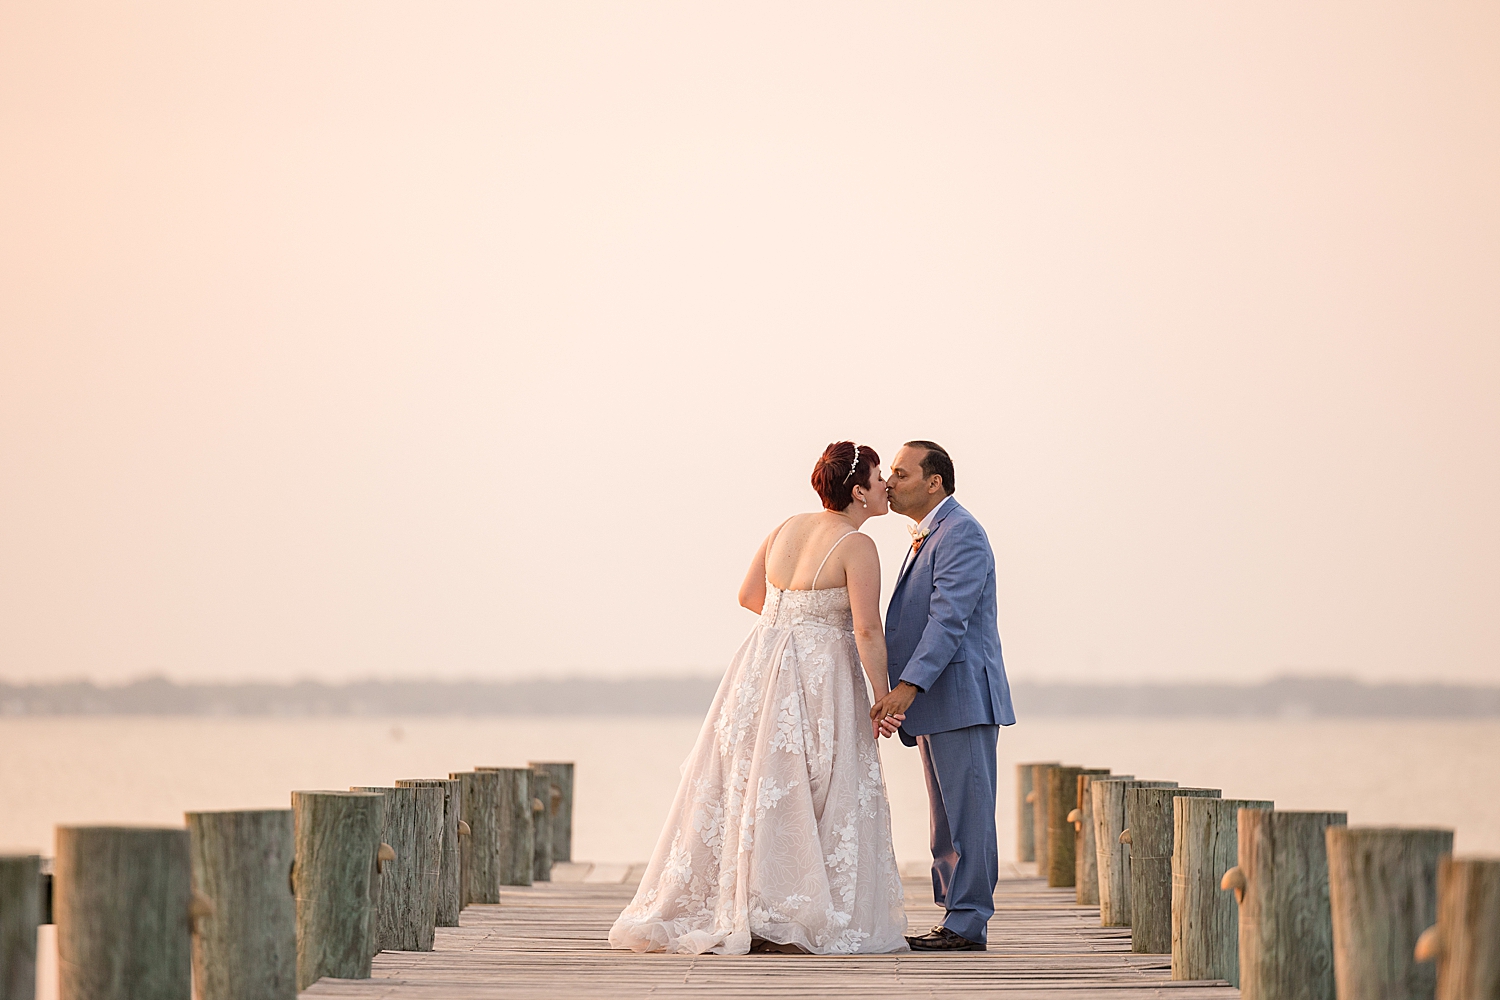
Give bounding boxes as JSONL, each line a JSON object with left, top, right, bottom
{"left": 811, "top": 441, "right": 880, "bottom": 511}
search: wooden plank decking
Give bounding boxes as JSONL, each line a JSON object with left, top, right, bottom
{"left": 301, "top": 864, "right": 1239, "bottom": 999}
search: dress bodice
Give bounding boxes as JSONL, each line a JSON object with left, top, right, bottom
{"left": 760, "top": 582, "right": 854, "bottom": 632}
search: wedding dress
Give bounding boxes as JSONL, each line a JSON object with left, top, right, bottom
{"left": 609, "top": 533, "right": 908, "bottom": 955}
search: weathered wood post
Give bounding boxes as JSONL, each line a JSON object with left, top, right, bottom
{"left": 1416, "top": 855, "right": 1500, "bottom": 1000}
{"left": 397, "top": 779, "right": 462, "bottom": 927}
{"left": 353, "top": 785, "right": 442, "bottom": 951}
{"left": 1091, "top": 778, "right": 1176, "bottom": 926}
{"left": 1223, "top": 808, "right": 1347, "bottom": 1000}
{"left": 1030, "top": 763, "right": 1061, "bottom": 874}
{"left": 530, "top": 761, "right": 575, "bottom": 864}
{"left": 1048, "top": 767, "right": 1108, "bottom": 887}
{"left": 0, "top": 854, "right": 41, "bottom": 1000}
{"left": 448, "top": 772, "right": 476, "bottom": 907}
{"left": 1071, "top": 773, "right": 1131, "bottom": 905}
{"left": 1171, "top": 796, "right": 1273, "bottom": 985}
{"left": 480, "top": 767, "right": 534, "bottom": 887}
{"left": 291, "top": 790, "right": 384, "bottom": 990}
{"left": 1016, "top": 761, "right": 1056, "bottom": 863}
{"left": 1092, "top": 779, "right": 1178, "bottom": 926}
{"left": 1127, "top": 786, "right": 1220, "bottom": 953}
{"left": 185, "top": 809, "right": 297, "bottom": 1000}
{"left": 453, "top": 770, "right": 501, "bottom": 903}
{"left": 352, "top": 787, "right": 408, "bottom": 953}
{"left": 530, "top": 768, "right": 553, "bottom": 882}
{"left": 54, "top": 825, "right": 193, "bottom": 1000}
{"left": 405, "top": 785, "right": 443, "bottom": 943}
{"left": 1325, "top": 826, "right": 1451, "bottom": 1000}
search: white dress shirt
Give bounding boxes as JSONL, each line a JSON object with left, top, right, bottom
{"left": 915, "top": 493, "right": 954, "bottom": 537}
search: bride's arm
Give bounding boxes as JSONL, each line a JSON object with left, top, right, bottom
{"left": 842, "top": 534, "right": 889, "bottom": 699}
{"left": 737, "top": 533, "right": 772, "bottom": 614}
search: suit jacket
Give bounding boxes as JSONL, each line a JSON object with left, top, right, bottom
{"left": 885, "top": 499, "right": 1016, "bottom": 745}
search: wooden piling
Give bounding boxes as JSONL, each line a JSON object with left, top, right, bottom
{"left": 1420, "top": 856, "right": 1500, "bottom": 1000}
{"left": 530, "top": 768, "right": 552, "bottom": 882}
{"left": 1171, "top": 796, "right": 1273, "bottom": 985}
{"left": 1228, "top": 808, "right": 1347, "bottom": 1000}
{"left": 291, "top": 791, "right": 384, "bottom": 990}
{"left": 529, "top": 762, "right": 575, "bottom": 864}
{"left": 1047, "top": 767, "right": 1108, "bottom": 887}
{"left": 453, "top": 770, "right": 501, "bottom": 903}
{"left": 1092, "top": 779, "right": 1177, "bottom": 927}
{"left": 353, "top": 785, "right": 442, "bottom": 952}
{"left": 396, "top": 779, "right": 462, "bottom": 927}
{"left": 448, "top": 772, "right": 476, "bottom": 907}
{"left": 1030, "top": 764, "right": 1060, "bottom": 874}
{"left": 1325, "top": 827, "right": 1450, "bottom": 1000}
{"left": 1016, "top": 761, "right": 1055, "bottom": 863}
{"left": 1126, "top": 786, "right": 1220, "bottom": 953}
{"left": 54, "top": 825, "right": 193, "bottom": 1000}
{"left": 1072, "top": 773, "right": 1131, "bottom": 905}
{"left": 185, "top": 809, "right": 297, "bottom": 1000}
{"left": 0, "top": 855, "right": 41, "bottom": 1000}
{"left": 479, "top": 767, "right": 534, "bottom": 887}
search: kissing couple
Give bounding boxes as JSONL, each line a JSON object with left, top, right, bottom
{"left": 609, "top": 440, "right": 1016, "bottom": 955}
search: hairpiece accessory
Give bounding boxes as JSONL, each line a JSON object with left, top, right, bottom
{"left": 843, "top": 446, "right": 861, "bottom": 484}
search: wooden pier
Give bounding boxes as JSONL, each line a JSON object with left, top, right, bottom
{"left": 300, "top": 863, "right": 1239, "bottom": 999}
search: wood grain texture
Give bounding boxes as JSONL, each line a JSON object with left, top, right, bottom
{"left": 0, "top": 855, "right": 40, "bottom": 1000}
{"left": 1432, "top": 856, "right": 1500, "bottom": 1000}
{"left": 1325, "top": 826, "right": 1450, "bottom": 1000}
{"left": 353, "top": 786, "right": 442, "bottom": 952}
{"left": 186, "top": 809, "right": 297, "bottom": 1000}
{"left": 1091, "top": 779, "right": 1177, "bottom": 928}
{"left": 1016, "top": 764, "right": 1039, "bottom": 863}
{"left": 301, "top": 871, "right": 1238, "bottom": 1000}
{"left": 1048, "top": 768, "right": 1108, "bottom": 888}
{"left": 448, "top": 773, "right": 476, "bottom": 908}
{"left": 480, "top": 767, "right": 534, "bottom": 887}
{"left": 1127, "top": 787, "right": 1220, "bottom": 954}
{"left": 55, "top": 825, "right": 192, "bottom": 1000}
{"left": 529, "top": 762, "right": 575, "bottom": 864}
{"left": 455, "top": 771, "right": 503, "bottom": 903}
{"left": 397, "top": 780, "right": 462, "bottom": 927}
{"left": 530, "top": 769, "right": 553, "bottom": 882}
{"left": 1235, "top": 809, "right": 1346, "bottom": 1000}
{"left": 1075, "top": 775, "right": 1131, "bottom": 905}
{"left": 292, "top": 791, "right": 384, "bottom": 990}
{"left": 1171, "top": 797, "right": 1272, "bottom": 986}
{"left": 1031, "top": 764, "right": 1060, "bottom": 875}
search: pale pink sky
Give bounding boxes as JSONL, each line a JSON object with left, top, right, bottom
{"left": 2, "top": 3, "right": 1497, "bottom": 685}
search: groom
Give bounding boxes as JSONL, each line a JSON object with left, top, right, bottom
{"left": 870, "top": 441, "right": 1016, "bottom": 952}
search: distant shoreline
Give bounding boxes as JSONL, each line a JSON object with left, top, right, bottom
{"left": 1, "top": 675, "right": 1498, "bottom": 718}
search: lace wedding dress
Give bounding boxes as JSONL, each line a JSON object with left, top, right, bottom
{"left": 609, "top": 537, "right": 908, "bottom": 955}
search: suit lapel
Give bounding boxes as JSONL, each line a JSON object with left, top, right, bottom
{"left": 893, "top": 498, "right": 961, "bottom": 592}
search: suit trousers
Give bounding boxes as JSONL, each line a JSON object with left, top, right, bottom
{"left": 916, "top": 724, "right": 1000, "bottom": 944}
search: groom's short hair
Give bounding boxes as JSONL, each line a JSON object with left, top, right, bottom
{"left": 904, "top": 440, "right": 955, "bottom": 496}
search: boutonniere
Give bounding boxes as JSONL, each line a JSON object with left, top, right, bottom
{"left": 909, "top": 525, "right": 930, "bottom": 554}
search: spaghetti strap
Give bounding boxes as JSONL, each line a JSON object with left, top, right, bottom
{"left": 810, "top": 531, "right": 858, "bottom": 590}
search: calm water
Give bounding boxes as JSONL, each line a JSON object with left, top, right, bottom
{"left": 3, "top": 714, "right": 1498, "bottom": 862}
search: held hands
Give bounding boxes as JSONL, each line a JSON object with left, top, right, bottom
{"left": 871, "top": 712, "right": 905, "bottom": 741}
{"left": 869, "top": 681, "right": 919, "bottom": 740}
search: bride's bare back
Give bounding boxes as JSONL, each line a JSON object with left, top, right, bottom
{"left": 765, "top": 512, "right": 866, "bottom": 591}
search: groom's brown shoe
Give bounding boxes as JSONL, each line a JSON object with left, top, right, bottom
{"left": 905, "top": 925, "right": 985, "bottom": 951}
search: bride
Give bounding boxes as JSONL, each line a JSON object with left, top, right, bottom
{"left": 609, "top": 441, "right": 909, "bottom": 955}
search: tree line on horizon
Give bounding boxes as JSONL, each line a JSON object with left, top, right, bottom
{"left": 0, "top": 674, "right": 1497, "bottom": 717}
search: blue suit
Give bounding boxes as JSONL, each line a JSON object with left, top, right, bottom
{"left": 885, "top": 498, "right": 1014, "bottom": 944}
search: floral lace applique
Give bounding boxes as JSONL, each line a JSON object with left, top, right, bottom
{"left": 609, "top": 583, "right": 906, "bottom": 956}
